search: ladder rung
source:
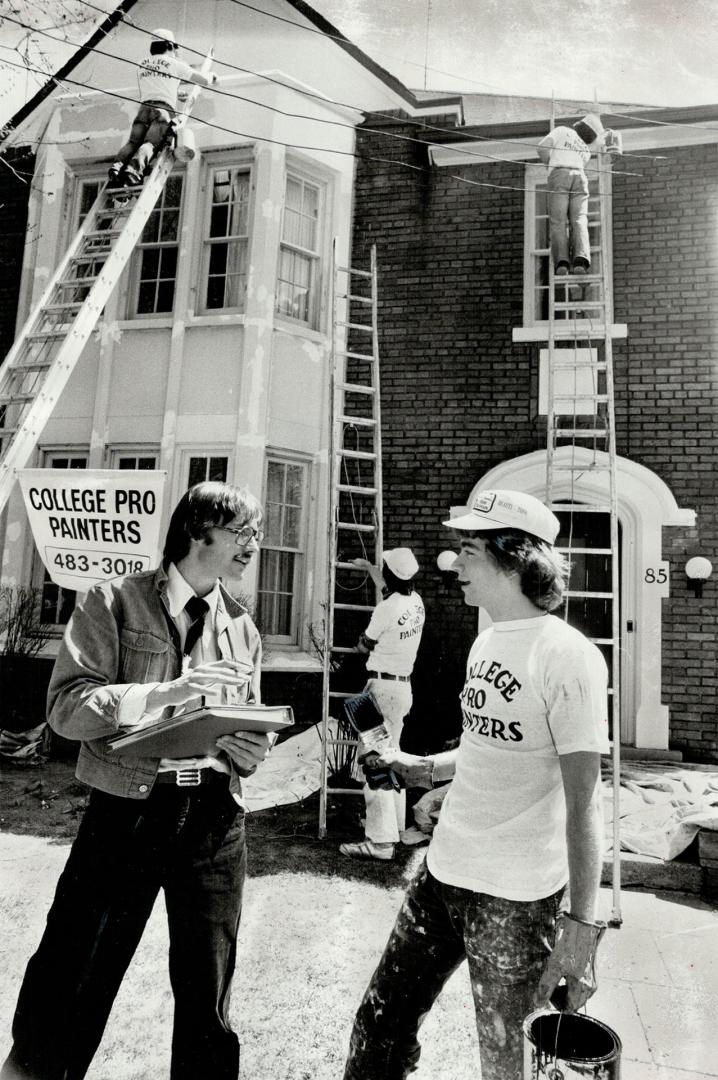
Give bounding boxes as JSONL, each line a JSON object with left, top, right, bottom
{"left": 336, "top": 349, "right": 374, "bottom": 362}
{"left": 8, "top": 361, "right": 52, "bottom": 374}
{"left": 555, "top": 273, "right": 603, "bottom": 284}
{"left": 337, "top": 484, "right": 378, "bottom": 496}
{"left": 338, "top": 415, "right": 376, "bottom": 428}
{"left": 57, "top": 276, "right": 98, "bottom": 289}
{"left": 333, "top": 603, "right": 375, "bottom": 612}
{"left": 552, "top": 394, "right": 608, "bottom": 402}
{"left": 337, "top": 265, "right": 372, "bottom": 278}
{"left": 549, "top": 504, "right": 614, "bottom": 514}
{"left": 323, "top": 787, "right": 364, "bottom": 796}
{"left": 26, "top": 331, "right": 65, "bottom": 342}
{"left": 44, "top": 302, "right": 83, "bottom": 313}
{"left": 0, "top": 394, "right": 34, "bottom": 406}
{"left": 588, "top": 637, "right": 616, "bottom": 645}
{"left": 329, "top": 645, "right": 360, "bottom": 653}
{"left": 551, "top": 429, "right": 608, "bottom": 437}
{"left": 547, "top": 327, "right": 611, "bottom": 340}
{"left": 553, "top": 301, "right": 607, "bottom": 312}
{"left": 0, "top": 426, "right": 19, "bottom": 437}
{"left": 565, "top": 590, "right": 614, "bottom": 599}
{"left": 84, "top": 229, "right": 122, "bottom": 240}
{"left": 339, "top": 449, "right": 376, "bottom": 461}
{"left": 551, "top": 362, "right": 607, "bottom": 371}
{"left": 337, "top": 321, "right": 373, "bottom": 333}
{"left": 336, "top": 292, "right": 372, "bottom": 304}
{"left": 558, "top": 547, "right": 614, "bottom": 556}
{"left": 337, "top": 521, "right": 375, "bottom": 533}
{"left": 328, "top": 691, "right": 361, "bottom": 700}
{"left": 550, "top": 464, "right": 611, "bottom": 472}
{"left": 339, "top": 382, "right": 376, "bottom": 395}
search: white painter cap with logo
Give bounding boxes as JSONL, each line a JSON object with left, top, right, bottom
{"left": 442, "top": 490, "right": 560, "bottom": 545}
{"left": 383, "top": 547, "right": 419, "bottom": 580}
{"left": 152, "top": 27, "right": 176, "bottom": 45}
{"left": 580, "top": 113, "right": 604, "bottom": 138}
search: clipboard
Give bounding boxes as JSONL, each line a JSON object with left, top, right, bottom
{"left": 107, "top": 704, "right": 294, "bottom": 759}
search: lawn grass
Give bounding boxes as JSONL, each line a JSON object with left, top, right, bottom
{"left": 0, "top": 758, "right": 480, "bottom": 1079}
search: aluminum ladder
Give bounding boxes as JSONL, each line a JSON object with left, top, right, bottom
{"left": 0, "top": 52, "right": 213, "bottom": 514}
{"left": 545, "top": 145, "right": 622, "bottom": 925}
{"left": 318, "top": 243, "right": 383, "bottom": 838}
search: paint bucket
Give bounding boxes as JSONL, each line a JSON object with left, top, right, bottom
{"left": 523, "top": 1008, "right": 621, "bottom": 1079}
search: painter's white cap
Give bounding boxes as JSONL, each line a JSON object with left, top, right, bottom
{"left": 152, "top": 27, "right": 176, "bottom": 45}
{"left": 580, "top": 113, "right": 604, "bottom": 138}
{"left": 443, "top": 489, "right": 560, "bottom": 545}
{"left": 383, "top": 547, "right": 419, "bottom": 580}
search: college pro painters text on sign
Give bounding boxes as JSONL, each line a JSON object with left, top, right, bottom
{"left": 18, "top": 469, "right": 167, "bottom": 591}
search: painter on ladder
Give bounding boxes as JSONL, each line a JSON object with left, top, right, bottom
{"left": 537, "top": 113, "right": 606, "bottom": 279}
{"left": 342, "top": 490, "right": 609, "bottom": 1080}
{"left": 0, "top": 481, "right": 271, "bottom": 1080}
{"left": 340, "top": 547, "right": 425, "bottom": 862}
{"left": 108, "top": 27, "right": 216, "bottom": 188}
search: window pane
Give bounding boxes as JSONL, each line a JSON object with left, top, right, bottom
{"left": 188, "top": 457, "right": 207, "bottom": 487}
{"left": 187, "top": 456, "right": 229, "bottom": 488}
{"left": 155, "top": 280, "right": 175, "bottom": 313}
{"left": 209, "top": 457, "right": 228, "bottom": 482}
{"left": 210, "top": 202, "right": 229, "bottom": 238}
{"left": 258, "top": 550, "right": 294, "bottom": 636}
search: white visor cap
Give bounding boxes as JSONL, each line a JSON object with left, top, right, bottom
{"left": 383, "top": 547, "right": 420, "bottom": 580}
{"left": 443, "top": 489, "right": 560, "bottom": 545}
{"left": 581, "top": 113, "right": 604, "bottom": 137}
{"left": 152, "top": 27, "right": 176, "bottom": 44}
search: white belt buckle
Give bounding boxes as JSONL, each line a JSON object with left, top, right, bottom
{"left": 175, "top": 767, "right": 203, "bottom": 787}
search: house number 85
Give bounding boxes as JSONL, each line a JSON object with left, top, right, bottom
{"left": 644, "top": 567, "right": 668, "bottom": 584}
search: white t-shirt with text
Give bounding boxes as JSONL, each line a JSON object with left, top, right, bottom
{"left": 427, "top": 614, "right": 609, "bottom": 901}
{"left": 539, "top": 125, "right": 593, "bottom": 172}
{"left": 137, "top": 52, "right": 197, "bottom": 107}
{"left": 364, "top": 591, "right": 425, "bottom": 677}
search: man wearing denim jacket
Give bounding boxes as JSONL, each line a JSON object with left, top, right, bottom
{"left": 1, "top": 481, "right": 269, "bottom": 1080}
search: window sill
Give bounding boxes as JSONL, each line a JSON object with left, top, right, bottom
{"left": 117, "top": 318, "right": 174, "bottom": 331}
{"left": 512, "top": 323, "right": 628, "bottom": 343}
{"left": 273, "top": 317, "right": 327, "bottom": 345}
{"left": 189, "top": 313, "right": 246, "bottom": 327}
{"left": 261, "top": 650, "right": 322, "bottom": 674}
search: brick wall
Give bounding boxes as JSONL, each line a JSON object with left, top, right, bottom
{"left": 0, "top": 146, "right": 34, "bottom": 363}
{"left": 352, "top": 119, "right": 718, "bottom": 761}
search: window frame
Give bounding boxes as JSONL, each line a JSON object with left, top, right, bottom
{"left": 127, "top": 170, "right": 185, "bottom": 319}
{"left": 197, "top": 155, "right": 254, "bottom": 316}
{"left": 109, "top": 447, "right": 160, "bottom": 471}
{"left": 257, "top": 453, "right": 310, "bottom": 647}
{"left": 275, "top": 168, "right": 326, "bottom": 331}
{"left": 34, "top": 449, "right": 89, "bottom": 629}
{"left": 181, "top": 450, "right": 231, "bottom": 492}
{"left": 522, "top": 162, "right": 613, "bottom": 330}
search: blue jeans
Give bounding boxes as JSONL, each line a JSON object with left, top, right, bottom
{"left": 343, "top": 862, "right": 564, "bottom": 1080}
{"left": 1, "top": 783, "right": 246, "bottom": 1080}
{"left": 548, "top": 166, "right": 591, "bottom": 270}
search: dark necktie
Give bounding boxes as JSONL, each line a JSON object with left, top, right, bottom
{"left": 183, "top": 595, "right": 209, "bottom": 660}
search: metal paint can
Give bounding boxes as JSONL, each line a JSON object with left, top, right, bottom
{"left": 523, "top": 1008, "right": 621, "bottom": 1079}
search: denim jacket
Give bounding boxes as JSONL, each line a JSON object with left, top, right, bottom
{"left": 48, "top": 563, "right": 262, "bottom": 800}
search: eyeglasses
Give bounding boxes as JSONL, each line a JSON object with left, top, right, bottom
{"left": 215, "top": 524, "right": 264, "bottom": 546}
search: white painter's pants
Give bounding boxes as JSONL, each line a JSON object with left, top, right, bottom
{"left": 363, "top": 678, "right": 412, "bottom": 844}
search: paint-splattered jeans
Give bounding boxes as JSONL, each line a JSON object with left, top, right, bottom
{"left": 343, "top": 861, "right": 564, "bottom": 1080}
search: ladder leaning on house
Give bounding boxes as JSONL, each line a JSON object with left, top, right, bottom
{"left": 318, "top": 243, "right": 383, "bottom": 839}
{"left": 0, "top": 51, "right": 214, "bottom": 515}
{"left": 545, "top": 141, "right": 623, "bottom": 925}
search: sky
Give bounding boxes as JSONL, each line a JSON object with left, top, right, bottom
{"left": 2, "top": 0, "right": 718, "bottom": 129}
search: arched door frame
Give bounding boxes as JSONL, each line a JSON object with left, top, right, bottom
{"left": 470, "top": 448, "right": 695, "bottom": 749}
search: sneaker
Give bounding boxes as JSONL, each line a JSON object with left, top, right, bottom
{"left": 339, "top": 840, "right": 395, "bottom": 861}
{"left": 571, "top": 262, "right": 589, "bottom": 275}
{"left": 107, "top": 165, "right": 123, "bottom": 187}
{"left": 555, "top": 263, "right": 569, "bottom": 277}
{"left": 123, "top": 169, "right": 143, "bottom": 188}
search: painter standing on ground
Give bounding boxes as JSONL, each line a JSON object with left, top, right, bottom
{"left": 108, "top": 27, "right": 216, "bottom": 187}
{"left": 342, "top": 490, "right": 609, "bottom": 1080}
{"left": 340, "top": 548, "right": 425, "bottom": 862}
{"left": 538, "top": 113, "right": 605, "bottom": 277}
{"left": 1, "top": 481, "right": 270, "bottom": 1080}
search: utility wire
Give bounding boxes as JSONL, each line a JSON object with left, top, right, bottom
{"left": 67, "top": 0, "right": 659, "bottom": 170}
{"left": 1, "top": 9, "right": 649, "bottom": 185}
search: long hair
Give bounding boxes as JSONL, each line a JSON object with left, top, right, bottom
{"left": 473, "top": 528, "right": 568, "bottom": 612}
{"left": 163, "top": 482, "right": 262, "bottom": 564}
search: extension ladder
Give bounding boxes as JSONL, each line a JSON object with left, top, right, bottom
{"left": 318, "top": 243, "right": 383, "bottom": 838}
{"left": 545, "top": 144, "right": 622, "bottom": 925}
{"left": 0, "top": 52, "right": 213, "bottom": 514}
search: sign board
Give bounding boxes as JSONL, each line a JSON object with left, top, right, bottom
{"left": 18, "top": 469, "right": 167, "bottom": 592}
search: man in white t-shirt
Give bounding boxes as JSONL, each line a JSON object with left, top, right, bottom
{"left": 340, "top": 548, "right": 425, "bottom": 862}
{"left": 538, "top": 113, "right": 605, "bottom": 277}
{"left": 108, "top": 28, "right": 216, "bottom": 187}
{"left": 342, "top": 490, "right": 609, "bottom": 1080}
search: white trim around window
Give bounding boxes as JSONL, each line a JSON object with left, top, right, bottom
{"left": 257, "top": 453, "right": 310, "bottom": 646}
{"left": 275, "top": 166, "right": 327, "bottom": 331}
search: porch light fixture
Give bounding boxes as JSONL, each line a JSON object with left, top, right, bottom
{"left": 685, "top": 556, "right": 713, "bottom": 598}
